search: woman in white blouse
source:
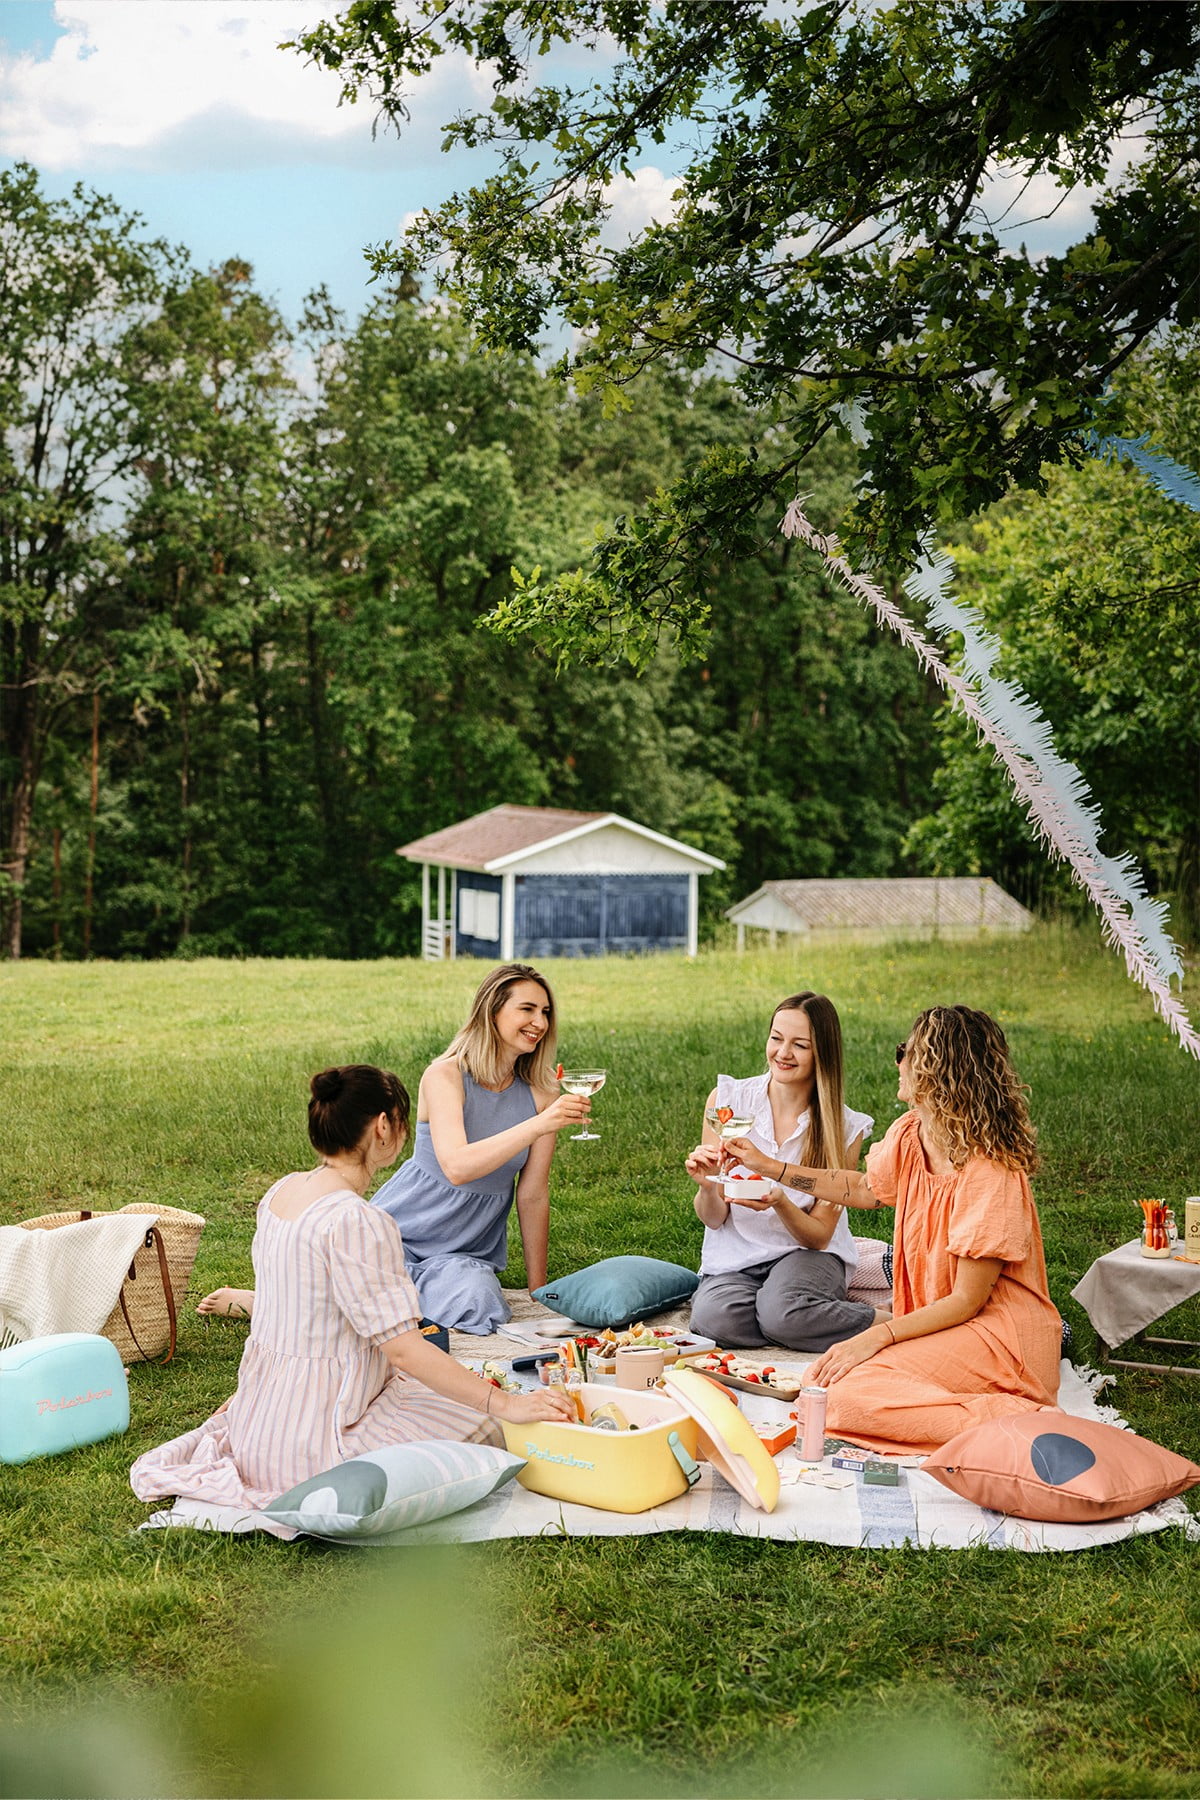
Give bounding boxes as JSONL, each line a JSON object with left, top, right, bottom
{"left": 684, "top": 991, "right": 887, "bottom": 1352}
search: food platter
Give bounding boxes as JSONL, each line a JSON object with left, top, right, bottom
{"left": 533, "top": 1324, "right": 716, "bottom": 1370}
{"left": 694, "top": 1354, "right": 804, "bottom": 1402}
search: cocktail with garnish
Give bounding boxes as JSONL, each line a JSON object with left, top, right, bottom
{"left": 559, "top": 1069, "right": 607, "bottom": 1140}
{"left": 704, "top": 1104, "right": 754, "bottom": 1174}
{"left": 705, "top": 1104, "right": 754, "bottom": 1143}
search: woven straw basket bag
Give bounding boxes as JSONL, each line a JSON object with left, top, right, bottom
{"left": 19, "top": 1203, "right": 205, "bottom": 1362}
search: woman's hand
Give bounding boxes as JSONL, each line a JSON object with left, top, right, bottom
{"left": 493, "top": 1385, "right": 578, "bottom": 1425}
{"left": 538, "top": 1092, "right": 591, "bottom": 1135}
{"left": 805, "top": 1325, "right": 892, "bottom": 1387}
{"left": 685, "top": 1142, "right": 723, "bottom": 1185}
{"left": 720, "top": 1137, "right": 773, "bottom": 1178}
{"left": 726, "top": 1185, "right": 787, "bottom": 1213}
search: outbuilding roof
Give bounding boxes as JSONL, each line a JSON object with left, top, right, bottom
{"left": 726, "top": 877, "right": 1033, "bottom": 932}
{"left": 399, "top": 804, "right": 725, "bottom": 873}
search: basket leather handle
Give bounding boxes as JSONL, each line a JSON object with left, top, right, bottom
{"left": 117, "top": 1225, "right": 178, "bottom": 1364}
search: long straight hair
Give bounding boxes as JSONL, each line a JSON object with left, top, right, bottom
{"left": 770, "top": 991, "right": 849, "bottom": 1170}
{"left": 445, "top": 962, "right": 558, "bottom": 1091}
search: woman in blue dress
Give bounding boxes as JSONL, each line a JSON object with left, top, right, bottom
{"left": 198, "top": 963, "right": 590, "bottom": 1333}
{"left": 370, "top": 962, "right": 588, "bottom": 1330}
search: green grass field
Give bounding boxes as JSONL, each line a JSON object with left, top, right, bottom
{"left": 1, "top": 931, "right": 1198, "bottom": 1798}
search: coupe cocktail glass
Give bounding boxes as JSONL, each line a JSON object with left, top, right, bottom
{"left": 559, "top": 1069, "right": 607, "bottom": 1140}
{"left": 704, "top": 1105, "right": 754, "bottom": 1171}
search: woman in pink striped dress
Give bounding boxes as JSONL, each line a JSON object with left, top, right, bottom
{"left": 131, "top": 1066, "right": 573, "bottom": 1512}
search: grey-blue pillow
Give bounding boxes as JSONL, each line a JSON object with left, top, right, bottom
{"left": 532, "top": 1256, "right": 698, "bottom": 1329}
{"left": 262, "top": 1440, "right": 524, "bottom": 1543}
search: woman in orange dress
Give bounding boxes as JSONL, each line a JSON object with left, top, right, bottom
{"left": 724, "top": 1005, "right": 1060, "bottom": 1455}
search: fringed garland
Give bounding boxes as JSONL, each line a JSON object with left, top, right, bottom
{"left": 1081, "top": 430, "right": 1200, "bottom": 513}
{"left": 780, "top": 501, "right": 1200, "bottom": 1062}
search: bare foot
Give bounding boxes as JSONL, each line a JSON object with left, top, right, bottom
{"left": 197, "top": 1287, "right": 254, "bottom": 1319}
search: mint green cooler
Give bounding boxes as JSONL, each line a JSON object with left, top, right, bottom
{"left": 0, "top": 1333, "right": 130, "bottom": 1464}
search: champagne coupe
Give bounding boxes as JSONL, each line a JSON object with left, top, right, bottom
{"left": 704, "top": 1105, "right": 754, "bottom": 1175}
{"left": 559, "top": 1069, "right": 607, "bottom": 1140}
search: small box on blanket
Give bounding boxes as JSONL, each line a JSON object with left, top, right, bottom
{"left": 832, "top": 1453, "right": 901, "bottom": 1484}
{"left": 0, "top": 1332, "right": 129, "bottom": 1464}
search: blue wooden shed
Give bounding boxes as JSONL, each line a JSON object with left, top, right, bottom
{"left": 400, "top": 805, "right": 725, "bottom": 960}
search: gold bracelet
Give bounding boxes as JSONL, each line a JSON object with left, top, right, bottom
{"left": 881, "top": 1319, "right": 897, "bottom": 1346}
{"left": 485, "top": 1383, "right": 493, "bottom": 1414}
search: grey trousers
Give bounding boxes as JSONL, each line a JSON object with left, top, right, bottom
{"left": 690, "top": 1251, "right": 876, "bottom": 1354}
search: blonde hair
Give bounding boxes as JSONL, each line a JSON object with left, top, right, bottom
{"left": 905, "top": 1006, "right": 1038, "bottom": 1173}
{"left": 769, "top": 992, "right": 850, "bottom": 1170}
{"left": 446, "top": 963, "right": 557, "bottom": 1092}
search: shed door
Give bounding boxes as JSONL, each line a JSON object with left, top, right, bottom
{"left": 514, "top": 874, "right": 687, "bottom": 957}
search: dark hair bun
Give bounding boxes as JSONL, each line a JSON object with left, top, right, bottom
{"left": 307, "top": 1064, "right": 411, "bottom": 1156}
{"left": 310, "top": 1069, "right": 344, "bottom": 1103}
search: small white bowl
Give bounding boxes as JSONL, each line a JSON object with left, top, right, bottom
{"left": 724, "top": 1174, "right": 774, "bottom": 1200}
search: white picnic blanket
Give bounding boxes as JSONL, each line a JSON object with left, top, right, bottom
{"left": 0, "top": 1213, "right": 150, "bottom": 1347}
{"left": 141, "top": 1290, "right": 1200, "bottom": 1552}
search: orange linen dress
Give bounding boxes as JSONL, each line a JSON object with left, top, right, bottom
{"left": 825, "top": 1111, "right": 1061, "bottom": 1455}
{"left": 131, "top": 1185, "right": 500, "bottom": 1512}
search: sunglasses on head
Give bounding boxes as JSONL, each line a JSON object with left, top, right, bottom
{"left": 895, "top": 1043, "right": 908, "bottom": 1065}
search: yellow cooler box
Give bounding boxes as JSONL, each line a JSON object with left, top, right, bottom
{"left": 502, "top": 1367, "right": 779, "bottom": 1515}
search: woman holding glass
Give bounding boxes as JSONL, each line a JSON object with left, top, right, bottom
{"left": 199, "top": 963, "right": 590, "bottom": 1334}
{"left": 724, "top": 1005, "right": 1061, "bottom": 1454}
{"left": 684, "top": 990, "right": 883, "bottom": 1353}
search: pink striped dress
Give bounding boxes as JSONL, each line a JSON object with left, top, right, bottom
{"left": 131, "top": 1184, "right": 500, "bottom": 1511}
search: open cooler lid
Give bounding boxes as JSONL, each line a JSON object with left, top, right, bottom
{"left": 663, "top": 1366, "right": 780, "bottom": 1513}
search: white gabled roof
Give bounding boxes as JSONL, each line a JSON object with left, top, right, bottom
{"left": 399, "top": 804, "right": 725, "bottom": 873}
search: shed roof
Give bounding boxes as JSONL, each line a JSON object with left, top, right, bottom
{"left": 399, "top": 804, "right": 724, "bottom": 873}
{"left": 726, "top": 877, "right": 1033, "bottom": 931}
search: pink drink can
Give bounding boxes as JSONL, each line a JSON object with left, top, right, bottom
{"left": 797, "top": 1385, "right": 828, "bottom": 1462}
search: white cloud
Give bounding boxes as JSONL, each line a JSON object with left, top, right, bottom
{"left": 0, "top": 0, "right": 493, "bottom": 171}
{"left": 601, "top": 164, "right": 681, "bottom": 244}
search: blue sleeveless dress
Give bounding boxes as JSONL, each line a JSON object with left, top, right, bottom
{"left": 371, "top": 1070, "right": 538, "bottom": 1333}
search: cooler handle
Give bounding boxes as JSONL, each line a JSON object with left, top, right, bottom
{"left": 667, "top": 1431, "right": 701, "bottom": 1488}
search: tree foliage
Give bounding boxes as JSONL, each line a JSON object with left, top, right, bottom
{"left": 292, "top": 0, "right": 1200, "bottom": 658}
{"left": 1, "top": 167, "right": 941, "bottom": 958}
{"left": 906, "top": 334, "right": 1200, "bottom": 930}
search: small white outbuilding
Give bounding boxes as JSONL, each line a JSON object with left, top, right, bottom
{"left": 726, "top": 877, "right": 1034, "bottom": 949}
{"left": 400, "top": 804, "right": 725, "bottom": 960}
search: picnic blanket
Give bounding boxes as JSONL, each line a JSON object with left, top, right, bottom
{"left": 141, "top": 1290, "right": 1200, "bottom": 1551}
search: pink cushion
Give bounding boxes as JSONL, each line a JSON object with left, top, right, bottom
{"left": 923, "top": 1410, "right": 1200, "bottom": 1523}
{"left": 846, "top": 1236, "right": 891, "bottom": 1303}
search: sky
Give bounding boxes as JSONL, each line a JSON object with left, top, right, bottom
{"left": 0, "top": 0, "right": 1124, "bottom": 334}
{"left": 0, "top": 0, "right": 571, "bottom": 325}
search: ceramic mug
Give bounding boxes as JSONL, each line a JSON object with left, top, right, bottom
{"left": 615, "top": 1345, "right": 667, "bottom": 1389}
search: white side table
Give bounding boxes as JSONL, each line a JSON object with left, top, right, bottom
{"left": 1071, "top": 1239, "right": 1200, "bottom": 1376}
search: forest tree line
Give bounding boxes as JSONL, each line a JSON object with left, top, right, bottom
{"left": 2, "top": 165, "right": 1196, "bottom": 960}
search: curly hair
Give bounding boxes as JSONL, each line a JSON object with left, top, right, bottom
{"left": 904, "top": 1006, "right": 1038, "bottom": 1174}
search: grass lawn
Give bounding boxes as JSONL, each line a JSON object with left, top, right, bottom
{"left": 1, "top": 928, "right": 1198, "bottom": 1798}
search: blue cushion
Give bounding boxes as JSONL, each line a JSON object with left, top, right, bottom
{"left": 532, "top": 1256, "right": 699, "bottom": 1329}
{"left": 262, "top": 1440, "right": 524, "bottom": 1543}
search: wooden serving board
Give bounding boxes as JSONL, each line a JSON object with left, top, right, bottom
{"left": 696, "top": 1365, "right": 803, "bottom": 1403}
